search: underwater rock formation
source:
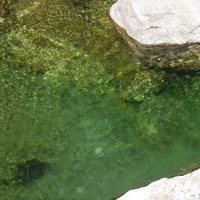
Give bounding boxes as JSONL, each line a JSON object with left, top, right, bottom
{"left": 109, "top": 0, "right": 200, "bottom": 71}
{"left": 116, "top": 168, "right": 200, "bottom": 200}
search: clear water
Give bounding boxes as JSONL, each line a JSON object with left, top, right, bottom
{"left": 1, "top": 0, "right": 200, "bottom": 199}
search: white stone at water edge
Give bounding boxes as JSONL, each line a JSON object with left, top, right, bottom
{"left": 109, "top": 0, "right": 200, "bottom": 45}
{"left": 117, "top": 168, "right": 200, "bottom": 200}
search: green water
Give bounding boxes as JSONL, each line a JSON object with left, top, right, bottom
{"left": 1, "top": 0, "right": 200, "bottom": 199}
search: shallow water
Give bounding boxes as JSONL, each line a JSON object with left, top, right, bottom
{"left": 1, "top": 0, "right": 200, "bottom": 199}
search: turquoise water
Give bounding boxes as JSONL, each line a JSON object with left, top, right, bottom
{"left": 1, "top": 0, "right": 200, "bottom": 199}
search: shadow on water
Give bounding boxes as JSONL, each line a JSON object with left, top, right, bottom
{"left": 1, "top": 159, "right": 50, "bottom": 186}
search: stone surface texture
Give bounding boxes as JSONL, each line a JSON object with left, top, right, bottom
{"left": 110, "top": 0, "right": 200, "bottom": 45}
{"left": 117, "top": 168, "right": 200, "bottom": 200}
{"left": 109, "top": 0, "right": 200, "bottom": 71}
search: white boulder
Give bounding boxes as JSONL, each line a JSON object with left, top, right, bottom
{"left": 117, "top": 168, "right": 200, "bottom": 200}
{"left": 109, "top": 0, "right": 200, "bottom": 71}
{"left": 110, "top": 0, "right": 200, "bottom": 45}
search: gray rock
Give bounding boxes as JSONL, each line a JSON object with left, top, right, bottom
{"left": 117, "top": 168, "right": 200, "bottom": 200}
{"left": 109, "top": 0, "right": 200, "bottom": 71}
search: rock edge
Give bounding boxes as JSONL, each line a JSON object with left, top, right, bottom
{"left": 116, "top": 168, "right": 200, "bottom": 200}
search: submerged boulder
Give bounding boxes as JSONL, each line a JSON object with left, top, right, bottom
{"left": 109, "top": 0, "right": 200, "bottom": 71}
{"left": 116, "top": 168, "right": 200, "bottom": 200}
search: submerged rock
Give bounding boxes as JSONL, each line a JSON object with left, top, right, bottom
{"left": 116, "top": 168, "right": 200, "bottom": 200}
{"left": 109, "top": 0, "right": 200, "bottom": 71}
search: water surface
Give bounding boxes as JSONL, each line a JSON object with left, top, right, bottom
{"left": 1, "top": 0, "right": 200, "bottom": 199}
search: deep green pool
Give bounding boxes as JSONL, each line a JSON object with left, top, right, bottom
{"left": 1, "top": 0, "right": 200, "bottom": 199}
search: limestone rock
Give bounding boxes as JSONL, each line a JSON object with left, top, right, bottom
{"left": 109, "top": 0, "right": 200, "bottom": 71}
{"left": 116, "top": 168, "right": 200, "bottom": 200}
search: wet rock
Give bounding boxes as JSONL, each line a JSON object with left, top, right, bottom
{"left": 109, "top": 0, "right": 200, "bottom": 71}
{"left": 116, "top": 168, "right": 200, "bottom": 200}
{"left": 0, "top": 0, "right": 18, "bottom": 18}
{"left": 118, "top": 69, "right": 164, "bottom": 103}
{"left": 0, "top": 0, "right": 125, "bottom": 93}
{"left": 0, "top": 0, "right": 89, "bottom": 74}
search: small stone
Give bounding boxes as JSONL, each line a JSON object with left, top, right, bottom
{"left": 94, "top": 147, "right": 104, "bottom": 157}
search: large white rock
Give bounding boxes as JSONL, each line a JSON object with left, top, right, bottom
{"left": 117, "top": 168, "right": 200, "bottom": 200}
{"left": 109, "top": 0, "right": 200, "bottom": 71}
{"left": 110, "top": 0, "right": 200, "bottom": 45}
